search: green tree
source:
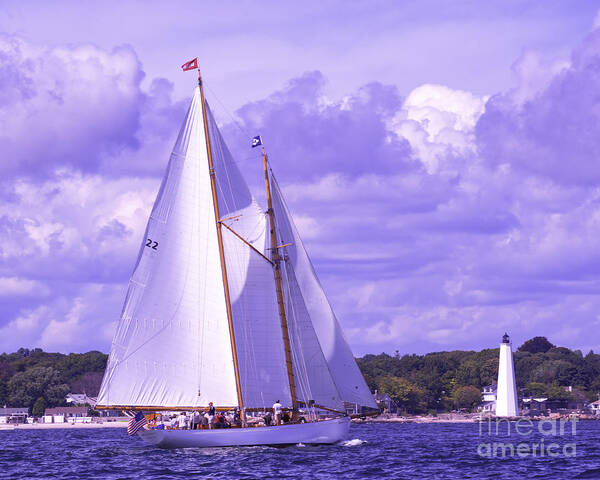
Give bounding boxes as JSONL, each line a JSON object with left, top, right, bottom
{"left": 7, "top": 366, "right": 69, "bottom": 410}
{"left": 451, "top": 385, "right": 481, "bottom": 411}
{"left": 0, "top": 380, "right": 8, "bottom": 407}
{"left": 70, "top": 372, "right": 104, "bottom": 397}
{"left": 377, "top": 376, "right": 426, "bottom": 413}
{"left": 518, "top": 337, "right": 554, "bottom": 354}
{"left": 545, "top": 383, "right": 574, "bottom": 401}
{"left": 32, "top": 397, "right": 47, "bottom": 417}
{"left": 478, "top": 356, "right": 499, "bottom": 387}
{"left": 455, "top": 360, "right": 481, "bottom": 387}
{"left": 526, "top": 382, "right": 547, "bottom": 396}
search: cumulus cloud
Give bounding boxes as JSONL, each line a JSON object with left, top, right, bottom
{"left": 227, "top": 71, "right": 416, "bottom": 181}
{"left": 0, "top": 172, "right": 157, "bottom": 281}
{"left": 391, "top": 84, "right": 487, "bottom": 174}
{"left": 0, "top": 34, "right": 185, "bottom": 179}
{"left": 222, "top": 24, "right": 600, "bottom": 355}
{"left": 3, "top": 25, "right": 600, "bottom": 356}
{"left": 476, "top": 29, "right": 600, "bottom": 185}
{"left": 0, "top": 35, "right": 179, "bottom": 353}
{"left": 0, "top": 276, "right": 49, "bottom": 296}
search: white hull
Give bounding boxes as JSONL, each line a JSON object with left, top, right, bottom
{"left": 138, "top": 417, "right": 350, "bottom": 448}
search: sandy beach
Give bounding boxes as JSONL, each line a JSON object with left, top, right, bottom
{"left": 0, "top": 420, "right": 129, "bottom": 430}
{"left": 352, "top": 413, "right": 482, "bottom": 424}
{"left": 353, "top": 412, "right": 600, "bottom": 424}
{"left": 3, "top": 413, "right": 597, "bottom": 430}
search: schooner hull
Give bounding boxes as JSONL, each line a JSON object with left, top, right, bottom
{"left": 137, "top": 417, "right": 350, "bottom": 448}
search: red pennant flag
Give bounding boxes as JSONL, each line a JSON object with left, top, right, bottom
{"left": 181, "top": 58, "right": 198, "bottom": 71}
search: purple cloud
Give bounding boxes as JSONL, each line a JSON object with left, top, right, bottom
{"left": 227, "top": 71, "right": 415, "bottom": 180}
{"left": 476, "top": 29, "right": 600, "bottom": 185}
{"left": 3, "top": 16, "right": 600, "bottom": 357}
{"left": 0, "top": 35, "right": 186, "bottom": 179}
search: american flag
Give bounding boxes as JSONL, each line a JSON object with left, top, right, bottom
{"left": 127, "top": 412, "right": 147, "bottom": 436}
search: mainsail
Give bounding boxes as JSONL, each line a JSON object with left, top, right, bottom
{"left": 97, "top": 82, "right": 375, "bottom": 413}
{"left": 97, "top": 88, "right": 238, "bottom": 408}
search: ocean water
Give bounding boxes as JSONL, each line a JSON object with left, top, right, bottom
{"left": 1, "top": 421, "right": 600, "bottom": 479}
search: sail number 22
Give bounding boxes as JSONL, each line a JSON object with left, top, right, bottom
{"left": 145, "top": 238, "right": 159, "bottom": 250}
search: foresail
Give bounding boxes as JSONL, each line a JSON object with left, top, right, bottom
{"left": 270, "top": 174, "right": 378, "bottom": 410}
{"left": 96, "top": 88, "right": 238, "bottom": 409}
{"left": 281, "top": 257, "right": 345, "bottom": 412}
{"left": 205, "top": 105, "right": 292, "bottom": 409}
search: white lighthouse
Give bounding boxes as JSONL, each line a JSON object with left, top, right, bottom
{"left": 495, "top": 333, "right": 519, "bottom": 417}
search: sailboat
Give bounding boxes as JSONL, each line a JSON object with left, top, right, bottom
{"left": 95, "top": 63, "right": 377, "bottom": 448}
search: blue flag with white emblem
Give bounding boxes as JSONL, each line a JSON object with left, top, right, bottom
{"left": 252, "top": 135, "right": 262, "bottom": 148}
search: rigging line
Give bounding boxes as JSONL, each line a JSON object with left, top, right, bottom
{"left": 270, "top": 175, "right": 344, "bottom": 405}
{"left": 282, "top": 260, "right": 313, "bottom": 406}
{"left": 206, "top": 117, "right": 234, "bottom": 215}
{"left": 271, "top": 203, "right": 313, "bottom": 407}
{"left": 204, "top": 82, "right": 253, "bottom": 139}
{"left": 284, "top": 260, "right": 328, "bottom": 416}
{"left": 207, "top": 113, "right": 241, "bottom": 214}
{"left": 220, "top": 221, "right": 273, "bottom": 265}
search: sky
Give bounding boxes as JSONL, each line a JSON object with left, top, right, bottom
{"left": 1, "top": 1, "right": 600, "bottom": 356}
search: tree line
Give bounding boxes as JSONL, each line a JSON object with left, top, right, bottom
{"left": 2, "top": 337, "right": 599, "bottom": 416}
{"left": 0, "top": 348, "right": 107, "bottom": 416}
{"left": 356, "top": 337, "right": 600, "bottom": 414}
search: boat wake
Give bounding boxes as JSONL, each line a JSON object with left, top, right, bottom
{"left": 340, "top": 438, "right": 366, "bottom": 447}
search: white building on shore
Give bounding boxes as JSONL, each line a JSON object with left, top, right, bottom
{"left": 478, "top": 385, "right": 497, "bottom": 413}
{"left": 0, "top": 407, "right": 28, "bottom": 424}
{"left": 65, "top": 393, "right": 97, "bottom": 406}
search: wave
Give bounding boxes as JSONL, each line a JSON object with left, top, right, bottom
{"left": 341, "top": 438, "right": 367, "bottom": 447}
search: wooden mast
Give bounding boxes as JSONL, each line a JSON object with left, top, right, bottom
{"left": 197, "top": 69, "right": 244, "bottom": 415}
{"left": 262, "top": 146, "right": 298, "bottom": 415}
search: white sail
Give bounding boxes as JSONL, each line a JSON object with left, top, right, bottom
{"left": 281, "top": 257, "right": 345, "bottom": 411}
{"left": 204, "top": 105, "right": 292, "bottom": 408}
{"left": 98, "top": 82, "right": 375, "bottom": 415}
{"left": 97, "top": 88, "right": 238, "bottom": 408}
{"left": 269, "top": 174, "right": 378, "bottom": 410}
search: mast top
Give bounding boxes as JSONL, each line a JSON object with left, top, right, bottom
{"left": 181, "top": 57, "right": 201, "bottom": 86}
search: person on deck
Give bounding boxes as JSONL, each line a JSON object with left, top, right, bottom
{"left": 208, "top": 402, "right": 216, "bottom": 429}
{"left": 214, "top": 412, "right": 230, "bottom": 429}
{"left": 192, "top": 411, "right": 201, "bottom": 430}
{"left": 233, "top": 409, "right": 242, "bottom": 427}
{"left": 273, "top": 400, "right": 282, "bottom": 426}
{"left": 264, "top": 412, "right": 272, "bottom": 426}
{"left": 177, "top": 412, "right": 187, "bottom": 430}
{"left": 201, "top": 413, "right": 209, "bottom": 429}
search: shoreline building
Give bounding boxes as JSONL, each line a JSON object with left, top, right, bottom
{"left": 0, "top": 407, "right": 28, "bottom": 424}
{"left": 478, "top": 384, "right": 497, "bottom": 413}
{"left": 495, "top": 333, "right": 519, "bottom": 417}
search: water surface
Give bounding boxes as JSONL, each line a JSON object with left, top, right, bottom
{"left": 1, "top": 421, "right": 600, "bottom": 479}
